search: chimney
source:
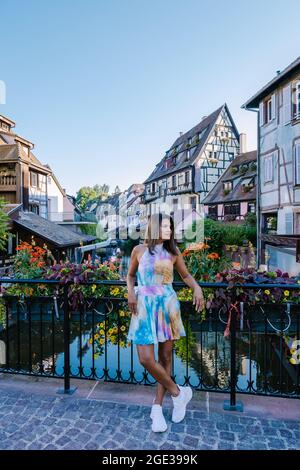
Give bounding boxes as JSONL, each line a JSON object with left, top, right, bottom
{"left": 239, "top": 133, "right": 247, "bottom": 154}
{"left": 179, "top": 131, "right": 183, "bottom": 136}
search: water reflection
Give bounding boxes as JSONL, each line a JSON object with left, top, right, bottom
{"left": 0, "top": 303, "right": 298, "bottom": 395}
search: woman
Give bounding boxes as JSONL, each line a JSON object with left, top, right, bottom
{"left": 126, "top": 212, "right": 205, "bottom": 433}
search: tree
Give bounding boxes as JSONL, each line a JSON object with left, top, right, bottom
{"left": 76, "top": 184, "right": 110, "bottom": 211}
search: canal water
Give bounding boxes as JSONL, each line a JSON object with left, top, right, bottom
{"left": 0, "top": 303, "right": 298, "bottom": 397}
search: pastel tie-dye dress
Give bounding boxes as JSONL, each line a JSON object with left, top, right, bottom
{"left": 127, "top": 243, "right": 186, "bottom": 345}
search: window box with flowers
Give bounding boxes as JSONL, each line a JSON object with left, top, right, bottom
{"left": 243, "top": 184, "right": 253, "bottom": 193}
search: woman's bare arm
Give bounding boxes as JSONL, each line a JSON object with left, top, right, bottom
{"left": 126, "top": 246, "right": 140, "bottom": 315}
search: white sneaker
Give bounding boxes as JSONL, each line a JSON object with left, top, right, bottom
{"left": 171, "top": 385, "right": 193, "bottom": 423}
{"left": 150, "top": 401, "right": 168, "bottom": 432}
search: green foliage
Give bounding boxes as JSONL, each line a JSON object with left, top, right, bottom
{"left": 222, "top": 224, "right": 257, "bottom": 247}
{"left": 173, "top": 322, "right": 196, "bottom": 363}
{"left": 182, "top": 244, "right": 231, "bottom": 282}
{"left": 121, "top": 238, "right": 140, "bottom": 256}
{"left": 183, "top": 218, "right": 257, "bottom": 253}
{"left": 243, "top": 212, "right": 257, "bottom": 227}
{"left": 0, "top": 198, "right": 10, "bottom": 251}
{"left": 76, "top": 184, "right": 109, "bottom": 211}
{"left": 203, "top": 219, "right": 224, "bottom": 253}
{"left": 0, "top": 299, "right": 5, "bottom": 329}
{"left": 79, "top": 223, "right": 97, "bottom": 237}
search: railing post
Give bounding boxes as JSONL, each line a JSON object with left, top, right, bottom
{"left": 57, "top": 283, "right": 77, "bottom": 395}
{"left": 223, "top": 294, "right": 243, "bottom": 412}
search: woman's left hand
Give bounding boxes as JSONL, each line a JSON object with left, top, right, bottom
{"left": 193, "top": 286, "right": 205, "bottom": 312}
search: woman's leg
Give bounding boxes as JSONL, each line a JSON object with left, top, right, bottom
{"left": 153, "top": 340, "right": 174, "bottom": 405}
{"left": 136, "top": 343, "right": 179, "bottom": 397}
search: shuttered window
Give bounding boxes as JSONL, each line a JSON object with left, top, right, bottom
{"left": 259, "top": 93, "right": 276, "bottom": 126}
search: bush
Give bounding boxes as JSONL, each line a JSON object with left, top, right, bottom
{"left": 79, "top": 223, "right": 97, "bottom": 237}
{"left": 243, "top": 212, "right": 256, "bottom": 227}
{"left": 183, "top": 217, "right": 257, "bottom": 254}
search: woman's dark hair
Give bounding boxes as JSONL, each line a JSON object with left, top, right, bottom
{"left": 145, "top": 212, "right": 178, "bottom": 256}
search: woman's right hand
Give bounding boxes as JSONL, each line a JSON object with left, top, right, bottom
{"left": 128, "top": 291, "right": 138, "bottom": 316}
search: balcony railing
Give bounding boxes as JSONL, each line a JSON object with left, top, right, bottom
{"left": 0, "top": 279, "right": 299, "bottom": 410}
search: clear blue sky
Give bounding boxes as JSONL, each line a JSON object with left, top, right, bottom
{"left": 1, "top": 0, "right": 300, "bottom": 195}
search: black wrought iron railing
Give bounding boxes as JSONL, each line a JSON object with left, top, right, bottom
{"left": 0, "top": 278, "right": 299, "bottom": 411}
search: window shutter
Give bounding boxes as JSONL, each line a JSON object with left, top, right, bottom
{"left": 264, "top": 157, "right": 268, "bottom": 182}
{"left": 270, "top": 153, "right": 274, "bottom": 181}
{"left": 285, "top": 213, "right": 293, "bottom": 234}
{"left": 296, "top": 144, "right": 300, "bottom": 185}
{"left": 292, "top": 82, "right": 300, "bottom": 118}
{"left": 264, "top": 154, "right": 274, "bottom": 182}
{"left": 283, "top": 84, "right": 291, "bottom": 124}
{"left": 259, "top": 101, "right": 264, "bottom": 126}
{"left": 271, "top": 93, "right": 276, "bottom": 120}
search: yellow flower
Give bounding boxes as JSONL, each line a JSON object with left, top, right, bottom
{"left": 264, "top": 290, "right": 270, "bottom": 295}
{"left": 110, "top": 287, "right": 120, "bottom": 296}
{"left": 113, "top": 326, "right": 118, "bottom": 333}
{"left": 99, "top": 323, "right": 104, "bottom": 328}
{"left": 120, "top": 341, "right": 125, "bottom": 347}
{"left": 88, "top": 339, "right": 93, "bottom": 344}
{"left": 297, "top": 280, "right": 300, "bottom": 284}
{"left": 284, "top": 290, "right": 290, "bottom": 296}
{"left": 99, "top": 329, "right": 105, "bottom": 335}
{"left": 91, "top": 284, "right": 97, "bottom": 293}
{"left": 120, "top": 311, "right": 125, "bottom": 317}
{"left": 120, "top": 326, "right": 126, "bottom": 332}
{"left": 100, "top": 338, "right": 105, "bottom": 345}
{"left": 108, "top": 328, "right": 113, "bottom": 335}
{"left": 94, "top": 334, "right": 99, "bottom": 340}
{"left": 93, "top": 354, "right": 99, "bottom": 359}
